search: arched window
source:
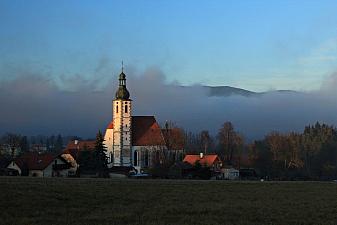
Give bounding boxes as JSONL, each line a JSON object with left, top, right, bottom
{"left": 116, "top": 105, "right": 118, "bottom": 113}
{"left": 133, "top": 151, "right": 138, "bottom": 166}
{"left": 125, "top": 105, "right": 128, "bottom": 113}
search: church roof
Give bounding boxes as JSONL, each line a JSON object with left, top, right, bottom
{"left": 106, "top": 121, "right": 114, "bottom": 129}
{"left": 132, "top": 116, "right": 165, "bottom": 146}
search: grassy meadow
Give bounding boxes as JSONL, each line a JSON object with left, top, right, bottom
{"left": 0, "top": 177, "right": 336, "bottom": 225}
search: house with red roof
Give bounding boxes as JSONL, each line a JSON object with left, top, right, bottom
{"left": 104, "top": 68, "right": 184, "bottom": 173}
{"left": 183, "top": 153, "right": 222, "bottom": 172}
{"left": 7, "top": 152, "right": 76, "bottom": 177}
{"left": 63, "top": 139, "right": 96, "bottom": 161}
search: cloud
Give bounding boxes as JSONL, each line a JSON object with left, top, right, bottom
{"left": 297, "top": 38, "right": 337, "bottom": 65}
{"left": 0, "top": 67, "right": 337, "bottom": 141}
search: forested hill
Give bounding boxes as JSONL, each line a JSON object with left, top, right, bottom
{"left": 206, "top": 86, "right": 257, "bottom": 97}
{"left": 204, "top": 86, "right": 298, "bottom": 97}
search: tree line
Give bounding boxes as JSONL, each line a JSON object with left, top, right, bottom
{"left": 249, "top": 122, "right": 337, "bottom": 180}
{"left": 0, "top": 134, "right": 66, "bottom": 158}
{"left": 183, "top": 121, "right": 337, "bottom": 180}
{"left": 1, "top": 121, "right": 336, "bottom": 180}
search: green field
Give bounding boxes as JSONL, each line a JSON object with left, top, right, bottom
{"left": 0, "top": 177, "right": 336, "bottom": 225}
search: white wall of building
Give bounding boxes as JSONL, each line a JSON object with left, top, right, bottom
{"left": 7, "top": 162, "right": 22, "bottom": 175}
{"left": 105, "top": 99, "right": 132, "bottom": 167}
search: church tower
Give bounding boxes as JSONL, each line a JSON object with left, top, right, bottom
{"left": 105, "top": 65, "right": 132, "bottom": 167}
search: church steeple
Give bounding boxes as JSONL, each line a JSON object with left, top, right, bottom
{"left": 107, "top": 62, "right": 132, "bottom": 167}
{"left": 115, "top": 62, "right": 130, "bottom": 100}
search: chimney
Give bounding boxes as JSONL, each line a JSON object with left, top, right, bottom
{"left": 74, "top": 140, "right": 78, "bottom": 145}
{"left": 200, "top": 152, "right": 204, "bottom": 159}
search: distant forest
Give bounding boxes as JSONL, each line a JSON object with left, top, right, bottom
{"left": 184, "top": 122, "right": 337, "bottom": 180}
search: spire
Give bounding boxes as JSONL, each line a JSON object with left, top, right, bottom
{"left": 115, "top": 62, "right": 130, "bottom": 100}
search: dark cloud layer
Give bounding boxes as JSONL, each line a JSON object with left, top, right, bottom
{"left": 0, "top": 68, "right": 336, "bottom": 140}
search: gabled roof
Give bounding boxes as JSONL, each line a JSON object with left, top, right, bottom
{"left": 63, "top": 140, "right": 96, "bottom": 159}
{"left": 132, "top": 116, "right": 165, "bottom": 146}
{"left": 65, "top": 140, "right": 96, "bottom": 150}
{"left": 183, "top": 154, "right": 221, "bottom": 167}
{"left": 13, "top": 152, "right": 55, "bottom": 170}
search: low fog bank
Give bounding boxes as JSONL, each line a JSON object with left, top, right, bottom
{"left": 0, "top": 68, "right": 336, "bottom": 141}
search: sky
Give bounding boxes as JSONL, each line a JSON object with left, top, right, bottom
{"left": 1, "top": 0, "right": 337, "bottom": 91}
{"left": 1, "top": 0, "right": 337, "bottom": 139}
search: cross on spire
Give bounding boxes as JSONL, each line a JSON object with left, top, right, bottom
{"left": 121, "top": 60, "right": 124, "bottom": 73}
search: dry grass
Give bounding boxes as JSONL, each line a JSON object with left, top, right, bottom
{"left": 0, "top": 177, "right": 336, "bottom": 225}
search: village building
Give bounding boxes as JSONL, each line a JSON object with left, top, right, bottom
{"left": 7, "top": 152, "right": 76, "bottom": 177}
{"left": 183, "top": 153, "right": 223, "bottom": 171}
{"left": 63, "top": 140, "right": 96, "bottom": 161}
{"left": 104, "top": 68, "right": 184, "bottom": 173}
{"left": 222, "top": 167, "right": 240, "bottom": 180}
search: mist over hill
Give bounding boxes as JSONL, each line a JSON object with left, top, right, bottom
{"left": 0, "top": 68, "right": 336, "bottom": 141}
{"left": 182, "top": 85, "right": 298, "bottom": 97}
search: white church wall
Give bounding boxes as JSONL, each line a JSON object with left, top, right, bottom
{"left": 104, "top": 128, "right": 114, "bottom": 163}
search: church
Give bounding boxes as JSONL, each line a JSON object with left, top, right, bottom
{"left": 104, "top": 67, "right": 184, "bottom": 173}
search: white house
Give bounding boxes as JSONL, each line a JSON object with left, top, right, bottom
{"left": 7, "top": 152, "right": 76, "bottom": 177}
{"left": 222, "top": 167, "right": 240, "bottom": 180}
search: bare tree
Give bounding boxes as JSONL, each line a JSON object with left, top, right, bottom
{"left": 265, "top": 131, "right": 283, "bottom": 161}
{"left": 217, "top": 121, "right": 239, "bottom": 164}
{"left": 2, "top": 133, "right": 22, "bottom": 159}
{"left": 200, "top": 130, "right": 210, "bottom": 154}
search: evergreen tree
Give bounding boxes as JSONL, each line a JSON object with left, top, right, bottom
{"left": 94, "top": 130, "right": 108, "bottom": 177}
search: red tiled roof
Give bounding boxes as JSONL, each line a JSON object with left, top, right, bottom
{"left": 15, "top": 152, "right": 55, "bottom": 170}
{"left": 63, "top": 140, "right": 96, "bottom": 159}
{"left": 65, "top": 140, "right": 96, "bottom": 150}
{"left": 162, "top": 128, "right": 185, "bottom": 150}
{"left": 183, "top": 154, "right": 221, "bottom": 167}
{"left": 132, "top": 116, "right": 165, "bottom": 146}
{"left": 107, "top": 121, "right": 114, "bottom": 129}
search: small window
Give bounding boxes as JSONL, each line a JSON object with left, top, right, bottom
{"left": 126, "top": 124, "right": 127, "bottom": 128}
{"left": 125, "top": 105, "right": 128, "bottom": 113}
{"left": 116, "top": 105, "right": 118, "bottom": 113}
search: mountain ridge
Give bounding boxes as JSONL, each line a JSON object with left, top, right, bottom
{"left": 204, "top": 85, "right": 299, "bottom": 97}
